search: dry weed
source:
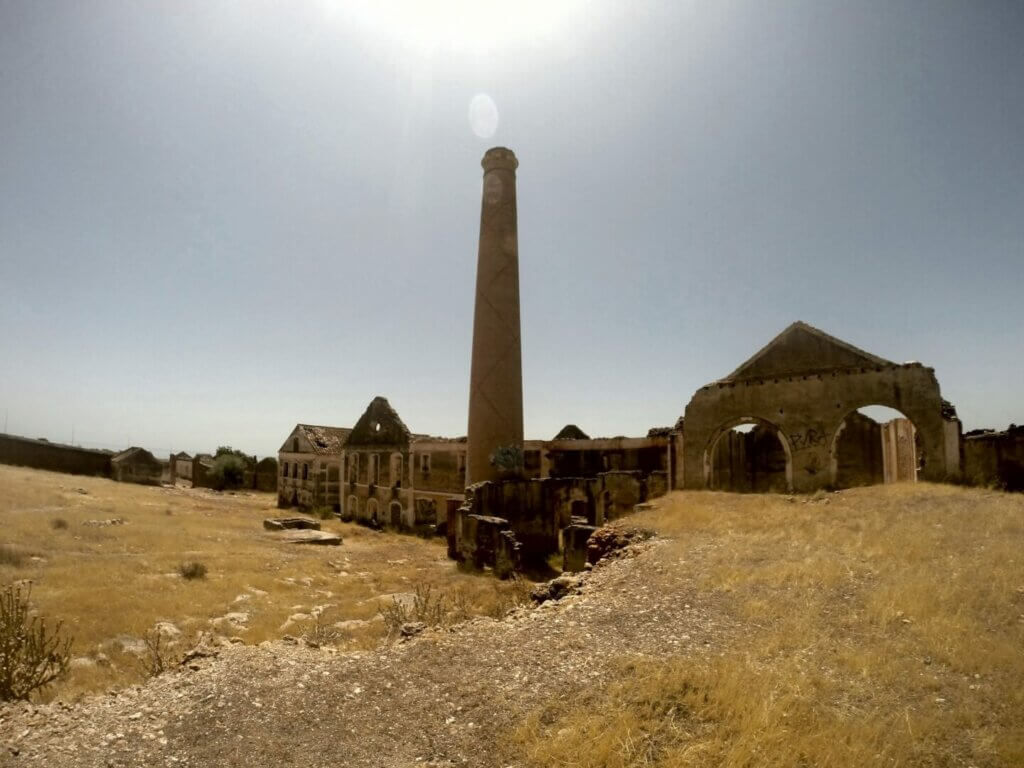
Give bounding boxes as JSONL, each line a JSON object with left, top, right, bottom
{"left": 514, "top": 484, "right": 1024, "bottom": 767}
{"left": 0, "top": 464, "right": 536, "bottom": 700}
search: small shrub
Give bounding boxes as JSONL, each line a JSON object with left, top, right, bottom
{"left": 0, "top": 546, "right": 25, "bottom": 567}
{"left": 50, "top": 518, "right": 69, "bottom": 530}
{"left": 304, "top": 614, "right": 342, "bottom": 647}
{"left": 311, "top": 506, "right": 335, "bottom": 521}
{"left": 137, "top": 628, "right": 178, "bottom": 677}
{"left": 379, "top": 583, "right": 448, "bottom": 638}
{"left": 178, "top": 561, "right": 207, "bottom": 580}
{"left": 490, "top": 574, "right": 532, "bottom": 619}
{"left": 0, "top": 583, "right": 72, "bottom": 701}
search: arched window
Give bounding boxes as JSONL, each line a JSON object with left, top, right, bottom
{"left": 302, "top": 463, "right": 309, "bottom": 481}
{"left": 390, "top": 453, "right": 403, "bottom": 486}
{"left": 389, "top": 501, "right": 403, "bottom": 527}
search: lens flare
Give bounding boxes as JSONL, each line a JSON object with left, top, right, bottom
{"left": 468, "top": 93, "right": 499, "bottom": 138}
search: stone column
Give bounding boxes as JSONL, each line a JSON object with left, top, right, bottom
{"left": 467, "top": 147, "right": 524, "bottom": 486}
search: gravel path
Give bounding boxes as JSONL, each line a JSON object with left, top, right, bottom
{"left": 0, "top": 536, "right": 732, "bottom": 768}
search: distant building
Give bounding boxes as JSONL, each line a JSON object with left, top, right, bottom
{"left": 110, "top": 446, "right": 163, "bottom": 485}
{"left": 277, "top": 424, "right": 351, "bottom": 508}
{"left": 277, "top": 397, "right": 672, "bottom": 531}
{"left": 171, "top": 451, "right": 193, "bottom": 481}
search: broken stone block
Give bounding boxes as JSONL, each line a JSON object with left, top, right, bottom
{"left": 263, "top": 517, "right": 321, "bottom": 531}
{"left": 530, "top": 574, "right": 583, "bottom": 604}
{"left": 280, "top": 530, "right": 342, "bottom": 546}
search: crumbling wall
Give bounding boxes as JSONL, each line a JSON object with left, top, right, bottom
{"left": 0, "top": 434, "right": 112, "bottom": 477}
{"left": 451, "top": 470, "right": 670, "bottom": 572}
{"left": 964, "top": 427, "right": 1024, "bottom": 491}
{"left": 562, "top": 524, "right": 597, "bottom": 572}
{"left": 684, "top": 363, "right": 957, "bottom": 492}
{"left": 834, "top": 412, "right": 884, "bottom": 488}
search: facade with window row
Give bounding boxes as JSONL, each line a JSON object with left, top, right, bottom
{"left": 278, "top": 396, "right": 673, "bottom": 529}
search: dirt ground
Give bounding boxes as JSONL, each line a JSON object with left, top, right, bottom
{"left": 0, "top": 465, "right": 527, "bottom": 700}
{"left": 1, "top": 473, "right": 1022, "bottom": 767}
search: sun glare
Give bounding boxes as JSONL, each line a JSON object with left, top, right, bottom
{"left": 332, "top": 0, "right": 591, "bottom": 53}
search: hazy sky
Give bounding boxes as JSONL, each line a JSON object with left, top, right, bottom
{"left": 2, "top": 0, "right": 1022, "bottom": 458}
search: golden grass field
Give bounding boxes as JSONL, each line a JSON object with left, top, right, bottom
{"left": 516, "top": 484, "right": 1024, "bottom": 768}
{"left": 0, "top": 464, "right": 526, "bottom": 701}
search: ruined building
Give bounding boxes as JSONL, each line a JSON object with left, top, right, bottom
{"left": 271, "top": 147, "right": 1020, "bottom": 576}
{"left": 681, "top": 321, "right": 963, "bottom": 493}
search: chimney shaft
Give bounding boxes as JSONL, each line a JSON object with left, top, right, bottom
{"left": 466, "top": 147, "right": 524, "bottom": 486}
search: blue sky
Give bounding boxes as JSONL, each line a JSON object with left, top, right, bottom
{"left": 1, "top": 0, "right": 1022, "bottom": 457}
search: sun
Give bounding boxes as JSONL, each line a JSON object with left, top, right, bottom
{"left": 330, "top": 0, "right": 591, "bottom": 53}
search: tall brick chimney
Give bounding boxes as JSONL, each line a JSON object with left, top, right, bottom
{"left": 466, "top": 147, "right": 524, "bottom": 486}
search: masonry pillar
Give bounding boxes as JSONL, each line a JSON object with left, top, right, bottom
{"left": 466, "top": 147, "right": 524, "bottom": 486}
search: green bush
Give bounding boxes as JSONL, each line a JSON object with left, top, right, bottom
{"left": 0, "top": 583, "right": 72, "bottom": 701}
{"left": 208, "top": 453, "right": 246, "bottom": 491}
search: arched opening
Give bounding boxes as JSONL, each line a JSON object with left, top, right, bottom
{"left": 389, "top": 501, "right": 403, "bottom": 528}
{"left": 345, "top": 495, "right": 358, "bottom": 521}
{"left": 830, "top": 405, "right": 923, "bottom": 488}
{"left": 703, "top": 417, "right": 793, "bottom": 493}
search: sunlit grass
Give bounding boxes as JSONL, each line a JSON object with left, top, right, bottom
{"left": 512, "top": 483, "right": 1024, "bottom": 767}
{"left": 0, "top": 465, "right": 526, "bottom": 701}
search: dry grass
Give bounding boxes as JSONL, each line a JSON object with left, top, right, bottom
{"left": 0, "top": 465, "right": 528, "bottom": 701}
{"left": 514, "top": 483, "right": 1024, "bottom": 767}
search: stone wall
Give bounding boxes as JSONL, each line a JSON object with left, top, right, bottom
{"left": 0, "top": 433, "right": 112, "bottom": 477}
{"left": 963, "top": 427, "right": 1024, "bottom": 491}
{"left": 683, "top": 363, "right": 959, "bottom": 492}
{"left": 834, "top": 412, "right": 884, "bottom": 487}
{"left": 451, "top": 470, "right": 669, "bottom": 571}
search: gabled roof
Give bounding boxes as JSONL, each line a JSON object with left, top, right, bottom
{"left": 111, "top": 446, "right": 158, "bottom": 464}
{"left": 553, "top": 424, "right": 590, "bottom": 440}
{"left": 280, "top": 424, "right": 352, "bottom": 456}
{"left": 723, "top": 321, "right": 894, "bottom": 381}
{"left": 344, "top": 397, "right": 411, "bottom": 448}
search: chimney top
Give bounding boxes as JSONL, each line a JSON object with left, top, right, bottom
{"left": 482, "top": 147, "right": 518, "bottom": 172}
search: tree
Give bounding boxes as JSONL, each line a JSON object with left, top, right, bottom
{"left": 209, "top": 453, "right": 246, "bottom": 490}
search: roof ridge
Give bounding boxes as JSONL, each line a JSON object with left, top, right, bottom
{"left": 725, "top": 320, "right": 893, "bottom": 380}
